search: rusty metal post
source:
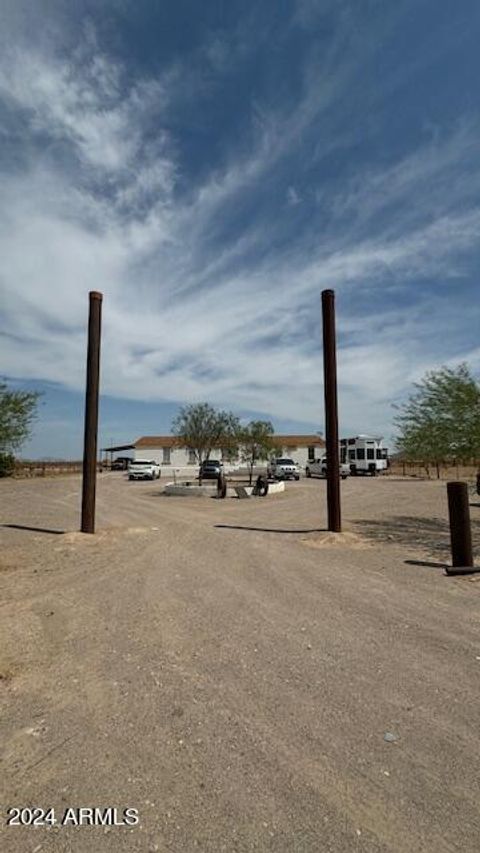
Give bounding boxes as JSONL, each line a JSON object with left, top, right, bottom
{"left": 322, "top": 289, "right": 341, "bottom": 532}
{"left": 446, "top": 481, "right": 476, "bottom": 574}
{"left": 217, "top": 472, "right": 227, "bottom": 499}
{"left": 81, "top": 291, "right": 103, "bottom": 534}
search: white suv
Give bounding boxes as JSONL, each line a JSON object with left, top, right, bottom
{"left": 267, "top": 458, "right": 300, "bottom": 481}
{"left": 128, "top": 459, "right": 161, "bottom": 481}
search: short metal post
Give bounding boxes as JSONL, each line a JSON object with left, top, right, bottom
{"left": 81, "top": 291, "right": 103, "bottom": 534}
{"left": 322, "top": 289, "right": 341, "bottom": 532}
{"left": 446, "top": 481, "right": 476, "bottom": 575}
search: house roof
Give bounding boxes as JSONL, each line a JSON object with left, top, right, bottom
{"left": 274, "top": 434, "right": 325, "bottom": 447}
{"left": 135, "top": 435, "right": 183, "bottom": 448}
{"left": 134, "top": 434, "right": 325, "bottom": 448}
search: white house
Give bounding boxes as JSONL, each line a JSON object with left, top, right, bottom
{"left": 127, "top": 434, "right": 326, "bottom": 476}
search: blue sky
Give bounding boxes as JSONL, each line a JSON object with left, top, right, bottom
{"left": 1, "top": 0, "right": 479, "bottom": 458}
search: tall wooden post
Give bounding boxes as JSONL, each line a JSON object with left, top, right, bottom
{"left": 81, "top": 291, "right": 103, "bottom": 534}
{"left": 322, "top": 289, "right": 341, "bottom": 532}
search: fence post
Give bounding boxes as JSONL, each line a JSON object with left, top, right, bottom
{"left": 446, "top": 481, "right": 477, "bottom": 575}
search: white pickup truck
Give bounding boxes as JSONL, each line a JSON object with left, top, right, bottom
{"left": 128, "top": 459, "right": 161, "bottom": 481}
{"left": 267, "top": 457, "right": 300, "bottom": 481}
{"left": 305, "top": 456, "right": 349, "bottom": 480}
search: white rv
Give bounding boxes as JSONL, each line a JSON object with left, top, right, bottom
{"left": 340, "top": 435, "right": 389, "bottom": 476}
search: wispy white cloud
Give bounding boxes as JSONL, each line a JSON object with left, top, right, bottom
{"left": 0, "top": 7, "right": 479, "bottom": 452}
{"left": 327, "top": 121, "right": 480, "bottom": 234}
{"left": 286, "top": 186, "right": 302, "bottom": 206}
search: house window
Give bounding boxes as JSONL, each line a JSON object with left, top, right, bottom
{"left": 188, "top": 449, "right": 196, "bottom": 464}
{"left": 367, "top": 448, "right": 375, "bottom": 460}
{"left": 308, "top": 446, "right": 315, "bottom": 461}
{"left": 162, "top": 447, "right": 171, "bottom": 464}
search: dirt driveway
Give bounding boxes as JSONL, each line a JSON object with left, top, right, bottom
{"left": 1, "top": 474, "right": 479, "bottom": 852}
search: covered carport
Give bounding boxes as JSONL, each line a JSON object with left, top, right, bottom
{"left": 100, "top": 442, "right": 135, "bottom": 468}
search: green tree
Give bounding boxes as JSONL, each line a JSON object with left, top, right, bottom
{"left": 172, "top": 403, "right": 241, "bottom": 482}
{"left": 0, "top": 381, "right": 41, "bottom": 476}
{"left": 239, "top": 420, "right": 276, "bottom": 485}
{"left": 393, "top": 364, "right": 480, "bottom": 477}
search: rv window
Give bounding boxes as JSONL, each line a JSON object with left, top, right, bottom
{"left": 349, "top": 450, "right": 355, "bottom": 460}
{"left": 367, "top": 448, "right": 375, "bottom": 460}
{"left": 356, "top": 449, "right": 365, "bottom": 460}
{"left": 376, "top": 449, "right": 387, "bottom": 459}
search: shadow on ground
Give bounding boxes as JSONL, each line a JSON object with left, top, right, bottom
{"left": 215, "top": 525, "right": 326, "bottom": 534}
{"left": 352, "top": 515, "right": 480, "bottom": 560}
{"left": 404, "top": 559, "right": 449, "bottom": 569}
{"left": 1, "top": 523, "right": 66, "bottom": 535}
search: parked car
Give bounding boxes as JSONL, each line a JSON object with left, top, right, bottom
{"left": 111, "top": 456, "right": 132, "bottom": 471}
{"left": 305, "top": 457, "right": 349, "bottom": 479}
{"left": 128, "top": 459, "right": 161, "bottom": 480}
{"left": 199, "top": 459, "right": 223, "bottom": 480}
{"left": 267, "top": 458, "right": 300, "bottom": 481}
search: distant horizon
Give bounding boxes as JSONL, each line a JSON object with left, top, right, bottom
{"left": 20, "top": 423, "right": 400, "bottom": 462}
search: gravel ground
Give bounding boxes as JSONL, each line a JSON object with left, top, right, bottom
{"left": 1, "top": 473, "right": 479, "bottom": 853}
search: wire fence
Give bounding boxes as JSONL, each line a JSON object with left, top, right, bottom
{"left": 11, "top": 458, "right": 480, "bottom": 482}
{"left": 387, "top": 460, "right": 480, "bottom": 480}
{"left": 13, "top": 461, "right": 104, "bottom": 478}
